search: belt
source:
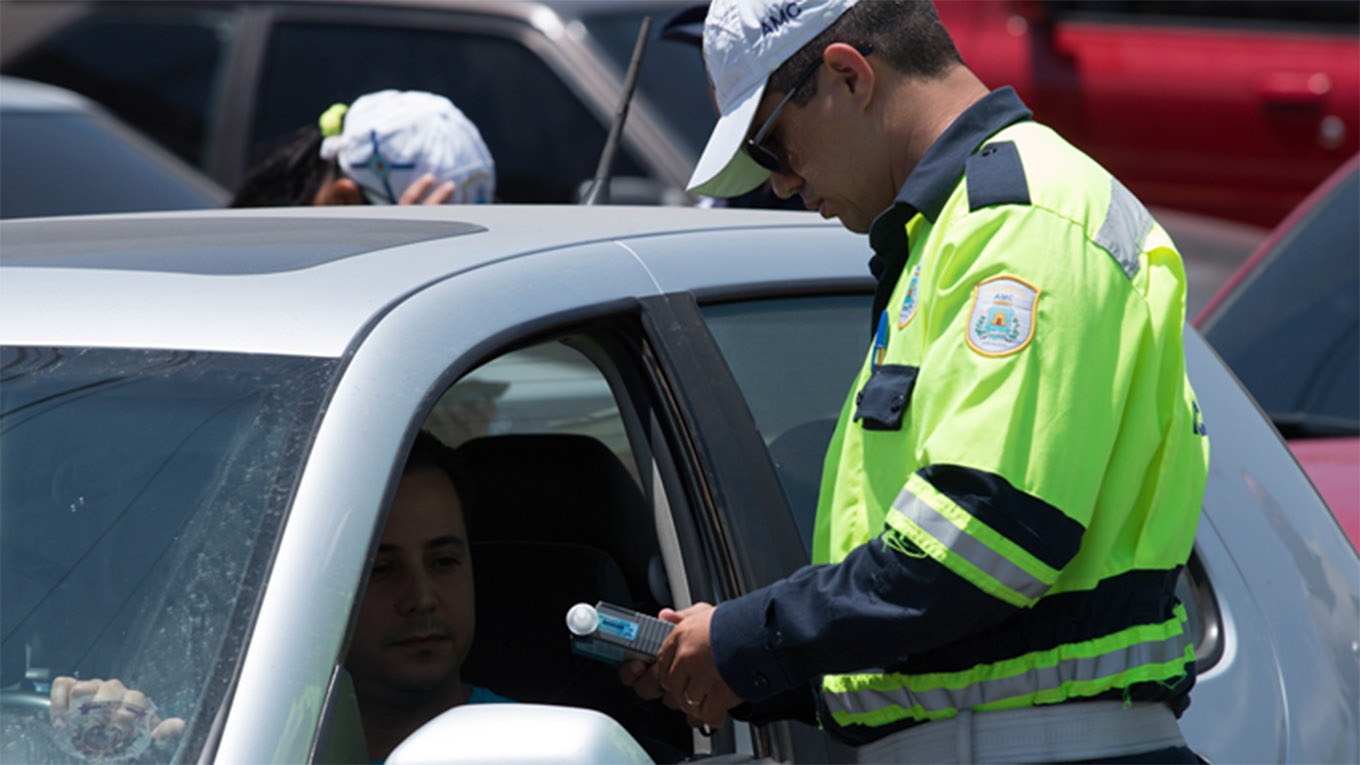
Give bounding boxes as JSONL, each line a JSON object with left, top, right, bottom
{"left": 855, "top": 702, "right": 1186, "bottom": 764}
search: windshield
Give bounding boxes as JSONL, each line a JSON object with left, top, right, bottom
{"left": 583, "top": 7, "right": 716, "bottom": 159}
{"left": 0, "top": 112, "right": 222, "bottom": 219}
{"left": 1202, "top": 168, "right": 1360, "bottom": 438}
{"left": 0, "top": 347, "right": 336, "bottom": 763}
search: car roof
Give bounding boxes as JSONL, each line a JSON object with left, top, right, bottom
{"left": 0, "top": 204, "right": 859, "bottom": 357}
{"left": 0, "top": 74, "right": 95, "bottom": 112}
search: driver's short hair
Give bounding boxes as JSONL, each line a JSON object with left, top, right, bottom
{"left": 404, "top": 430, "right": 478, "bottom": 527}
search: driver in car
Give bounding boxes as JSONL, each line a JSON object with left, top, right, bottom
{"left": 48, "top": 430, "right": 511, "bottom": 762}
{"left": 345, "top": 430, "right": 511, "bottom": 760}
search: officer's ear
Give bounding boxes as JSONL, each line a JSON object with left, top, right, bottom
{"left": 822, "top": 42, "right": 875, "bottom": 110}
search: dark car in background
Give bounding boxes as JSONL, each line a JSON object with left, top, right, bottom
{"left": 0, "top": 0, "right": 708, "bottom": 205}
{"left": 0, "top": 76, "right": 227, "bottom": 218}
{"left": 3, "top": 0, "right": 1356, "bottom": 221}
{"left": 1196, "top": 155, "right": 1360, "bottom": 549}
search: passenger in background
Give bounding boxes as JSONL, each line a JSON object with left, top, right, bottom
{"left": 230, "top": 90, "right": 495, "bottom": 208}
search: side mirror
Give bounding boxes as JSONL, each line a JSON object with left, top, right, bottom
{"left": 385, "top": 703, "right": 654, "bottom": 764}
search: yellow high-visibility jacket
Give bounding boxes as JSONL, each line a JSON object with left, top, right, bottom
{"left": 709, "top": 88, "right": 1209, "bottom": 747}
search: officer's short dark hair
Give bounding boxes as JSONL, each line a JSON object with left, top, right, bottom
{"left": 768, "top": 0, "right": 963, "bottom": 106}
{"left": 404, "top": 430, "right": 478, "bottom": 528}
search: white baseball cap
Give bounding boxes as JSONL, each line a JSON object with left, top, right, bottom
{"left": 688, "top": 0, "right": 860, "bottom": 197}
{"left": 319, "top": 90, "right": 496, "bottom": 204}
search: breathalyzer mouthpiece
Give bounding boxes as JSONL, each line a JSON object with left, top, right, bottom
{"left": 566, "top": 602, "right": 600, "bottom": 636}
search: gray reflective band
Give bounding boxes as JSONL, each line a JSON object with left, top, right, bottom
{"left": 892, "top": 491, "right": 1049, "bottom": 601}
{"left": 1094, "top": 177, "right": 1152, "bottom": 280}
{"left": 824, "top": 631, "right": 1192, "bottom": 719}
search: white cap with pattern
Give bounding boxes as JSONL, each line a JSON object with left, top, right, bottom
{"left": 320, "top": 90, "right": 495, "bottom": 204}
{"left": 687, "top": 0, "right": 859, "bottom": 197}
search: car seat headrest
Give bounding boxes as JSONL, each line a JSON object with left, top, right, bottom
{"left": 455, "top": 434, "right": 657, "bottom": 598}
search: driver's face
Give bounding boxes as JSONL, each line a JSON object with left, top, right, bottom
{"left": 346, "top": 466, "right": 474, "bottom": 699}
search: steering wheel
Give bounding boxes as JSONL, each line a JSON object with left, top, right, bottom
{"left": 0, "top": 687, "right": 50, "bottom": 714}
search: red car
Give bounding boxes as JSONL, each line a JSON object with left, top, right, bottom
{"left": 1195, "top": 154, "right": 1360, "bottom": 549}
{"left": 937, "top": 0, "right": 1360, "bottom": 228}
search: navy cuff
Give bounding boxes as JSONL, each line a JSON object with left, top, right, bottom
{"left": 711, "top": 588, "right": 793, "bottom": 702}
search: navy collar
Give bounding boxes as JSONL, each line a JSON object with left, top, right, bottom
{"left": 865, "top": 87, "right": 1033, "bottom": 328}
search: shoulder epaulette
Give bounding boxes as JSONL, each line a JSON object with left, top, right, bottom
{"left": 966, "top": 141, "right": 1031, "bottom": 211}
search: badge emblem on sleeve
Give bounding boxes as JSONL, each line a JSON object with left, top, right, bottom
{"left": 966, "top": 275, "right": 1039, "bottom": 357}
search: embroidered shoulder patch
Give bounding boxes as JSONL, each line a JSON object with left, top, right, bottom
{"left": 897, "top": 265, "right": 921, "bottom": 328}
{"left": 966, "top": 275, "right": 1040, "bottom": 357}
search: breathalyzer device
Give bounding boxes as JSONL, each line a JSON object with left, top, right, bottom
{"left": 566, "top": 601, "right": 673, "bottom": 665}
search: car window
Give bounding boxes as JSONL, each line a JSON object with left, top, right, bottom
{"left": 1203, "top": 169, "right": 1360, "bottom": 438}
{"left": 699, "top": 295, "right": 873, "bottom": 553}
{"left": 583, "top": 8, "right": 715, "bottom": 159}
{"left": 0, "top": 111, "right": 222, "bottom": 218}
{"left": 428, "top": 340, "right": 637, "bottom": 476}
{"left": 397, "top": 335, "right": 697, "bottom": 761}
{"left": 0, "top": 346, "right": 336, "bottom": 764}
{"left": 253, "top": 21, "right": 646, "bottom": 203}
{"left": 4, "top": 10, "right": 238, "bottom": 170}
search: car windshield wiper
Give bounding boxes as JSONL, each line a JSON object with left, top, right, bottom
{"left": 1269, "top": 411, "right": 1360, "bottom": 439}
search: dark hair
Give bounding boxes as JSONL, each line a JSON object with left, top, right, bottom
{"left": 768, "top": 0, "right": 963, "bottom": 106}
{"left": 404, "top": 430, "right": 478, "bottom": 527}
{"left": 228, "top": 123, "right": 342, "bottom": 207}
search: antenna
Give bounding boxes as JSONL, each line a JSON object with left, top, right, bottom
{"left": 581, "top": 16, "right": 652, "bottom": 205}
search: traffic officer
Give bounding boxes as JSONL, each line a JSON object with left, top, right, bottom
{"left": 620, "top": 0, "right": 1211, "bottom": 762}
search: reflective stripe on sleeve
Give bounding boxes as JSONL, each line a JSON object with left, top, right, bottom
{"left": 888, "top": 473, "right": 1059, "bottom": 608}
{"left": 1094, "top": 177, "right": 1153, "bottom": 280}
{"left": 822, "top": 605, "right": 1194, "bottom": 728}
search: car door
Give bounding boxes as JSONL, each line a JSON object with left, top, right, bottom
{"left": 213, "top": 236, "right": 677, "bottom": 761}
{"left": 195, "top": 224, "right": 800, "bottom": 760}
{"left": 203, "top": 213, "right": 883, "bottom": 763}
{"left": 1042, "top": 0, "right": 1357, "bottom": 227}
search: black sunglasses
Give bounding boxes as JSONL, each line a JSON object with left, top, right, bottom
{"left": 744, "top": 43, "right": 874, "bottom": 174}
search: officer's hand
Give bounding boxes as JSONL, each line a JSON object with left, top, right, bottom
{"left": 654, "top": 603, "right": 744, "bottom": 729}
{"left": 619, "top": 609, "right": 682, "bottom": 710}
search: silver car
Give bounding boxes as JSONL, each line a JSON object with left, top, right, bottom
{"left": 0, "top": 205, "right": 1355, "bottom": 763}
